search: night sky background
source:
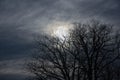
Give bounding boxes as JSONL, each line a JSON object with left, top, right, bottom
{"left": 0, "top": 0, "right": 120, "bottom": 80}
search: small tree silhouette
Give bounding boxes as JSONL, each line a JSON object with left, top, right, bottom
{"left": 27, "top": 20, "right": 120, "bottom": 80}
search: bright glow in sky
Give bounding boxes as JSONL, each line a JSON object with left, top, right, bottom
{"left": 47, "top": 21, "right": 73, "bottom": 40}
{"left": 53, "top": 26, "right": 69, "bottom": 40}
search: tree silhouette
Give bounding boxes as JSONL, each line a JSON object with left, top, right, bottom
{"left": 27, "top": 20, "right": 120, "bottom": 80}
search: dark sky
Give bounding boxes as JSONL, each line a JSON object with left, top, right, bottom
{"left": 0, "top": 0, "right": 120, "bottom": 80}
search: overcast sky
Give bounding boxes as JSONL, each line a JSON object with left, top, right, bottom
{"left": 0, "top": 0, "right": 120, "bottom": 80}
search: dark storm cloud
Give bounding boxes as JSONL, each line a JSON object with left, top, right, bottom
{"left": 0, "top": 23, "right": 34, "bottom": 60}
{"left": 0, "top": 0, "right": 120, "bottom": 80}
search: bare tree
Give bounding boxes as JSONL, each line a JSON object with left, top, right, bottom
{"left": 27, "top": 20, "right": 120, "bottom": 80}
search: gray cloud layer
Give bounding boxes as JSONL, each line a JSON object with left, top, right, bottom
{"left": 0, "top": 0, "right": 120, "bottom": 80}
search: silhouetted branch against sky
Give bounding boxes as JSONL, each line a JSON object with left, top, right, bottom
{"left": 27, "top": 21, "right": 120, "bottom": 80}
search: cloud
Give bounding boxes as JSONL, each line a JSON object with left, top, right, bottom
{"left": 0, "top": 58, "right": 33, "bottom": 80}
{"left": 0, "top": 0, "right": 119, "bottom": 38}
{"left": 0, "top": 58, "right": 26, "bottom": 74}
{"left": 0, "top": 0, "right": 120, "bottom": 67}
{"left": 0, "top": 0, "right": 120, "bottom": 79}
